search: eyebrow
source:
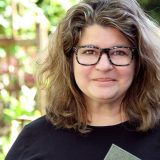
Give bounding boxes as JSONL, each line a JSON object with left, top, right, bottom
{"left": 76, "top": 44, "right": 132, "bottom": 49}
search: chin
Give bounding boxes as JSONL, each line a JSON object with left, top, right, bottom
{"left": 93, "top": 95, "right": 118, "bottom": 102}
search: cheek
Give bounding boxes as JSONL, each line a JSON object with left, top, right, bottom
{"left": 73, "top": 57, "right": 92, "bottom": 85}
{"left": 118, "top": 63, "right": 135, "bottom": 85}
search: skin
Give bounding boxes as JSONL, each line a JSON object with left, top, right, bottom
{"left": 73, "top": 24, "right": 135, "bottom": 126}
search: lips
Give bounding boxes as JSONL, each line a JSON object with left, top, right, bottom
{"left": 92, "top": 77, "right": 116, "bottom": 82}
{"left": 92, "top": 77, "right": 116, "bottom": 86}
{"left": 93, "top": 78, "right": 116, "bottom": 82}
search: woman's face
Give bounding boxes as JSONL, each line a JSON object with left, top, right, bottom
{"left": 73, "top": 24, "right": 135, "bottom": 106}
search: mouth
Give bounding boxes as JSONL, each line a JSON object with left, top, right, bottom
{"left": 92, "top": 78, "right": 116, "bottom": 82}
{"left": 92, "top": 78, "right": 117, "bottom": 87}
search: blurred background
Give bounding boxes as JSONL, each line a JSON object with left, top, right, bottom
{"left": 0, "top": 0, "right": 160, "bottom": 159}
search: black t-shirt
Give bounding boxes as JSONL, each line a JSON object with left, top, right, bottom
{"left": 5, "top": 116, "right": 160, "bottom": 160}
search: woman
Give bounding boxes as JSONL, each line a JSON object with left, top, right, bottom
{"left": 5, "top": 0, "right": 160, "bottom": 159}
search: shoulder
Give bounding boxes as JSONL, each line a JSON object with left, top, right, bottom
{"left": 142, "top": 121, "right": 160, "bottom": 143}
{"left": 9, "top": 116, "right": 55, "bottom": 147}
{"left": 5, "top": 116, "right": 58, "bottom": 160}
{"left": 150, "top": 121, "right": 160, "bottom": 134}
{"left": 18, "top": 116, "right": 54, "bottom": 137}
{"left": 20, "top": 115, "right": 68, "bottom": 143}
{"left": 25, "top": 115, "right": 53, "bottom": 131}
{"left": 12, "top": 115, "right": 56, "bottom": 144}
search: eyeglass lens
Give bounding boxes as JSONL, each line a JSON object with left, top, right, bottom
{"left": 75, "top": 46, "right": 134, "bottom": 66}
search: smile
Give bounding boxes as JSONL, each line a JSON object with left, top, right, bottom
{"left": 93, "top": 78, "right": 116, "bottom": 82}
{"left": 92, "top": 78, "right": 116, "bottom": 86}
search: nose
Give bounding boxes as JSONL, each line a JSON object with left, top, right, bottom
{"left": 95, "top": 53, "right": 113, "bottom": 70}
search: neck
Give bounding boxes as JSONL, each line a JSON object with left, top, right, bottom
{"left": 86, "top": 100, "right": 127, "bottom": 126}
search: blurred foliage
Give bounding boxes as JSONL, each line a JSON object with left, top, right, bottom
{"left": 0, "top": 0, "right": 79, "bottom": 159}
{"left": 138, "top": 0, "right": 160, "bottom": 23}
{"left": 0, "top": 44, "right": 40, "bottom": 159}
{"left": 0, "top": 0, "right": 159, "bottom": 159}
{"left": 36, "top": 0, "right": 66, "bottom": 31}
{"left": 0, "top": 0, "right": 12, "bottom": 36}
{"left": 35, "top": 0, "right": 80, "bottom": 32}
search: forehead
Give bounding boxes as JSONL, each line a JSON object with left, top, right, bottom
{"left": 78, "top": 24, "right": 131, "bottom": 47}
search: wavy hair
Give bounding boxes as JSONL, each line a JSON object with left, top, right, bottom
{"left": 36, "top": 0, "right": 160, "bottom": 133}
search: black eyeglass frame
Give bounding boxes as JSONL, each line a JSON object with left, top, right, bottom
{"left": 73, "top": 45, "right": 136, "bottom": 66}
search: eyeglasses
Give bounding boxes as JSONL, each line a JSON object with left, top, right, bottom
{"left": 73, "top": 45, "right": 136, "bottom": 66}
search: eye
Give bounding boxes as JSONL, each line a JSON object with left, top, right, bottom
{"left": 113, "top": 51, "right": 127, "bottom": 56}
{"left": 110, "top": 48, "right": 130, "bottom": 57}
{"left": 82, "top": 49, "right": 98, "bottom": 55}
